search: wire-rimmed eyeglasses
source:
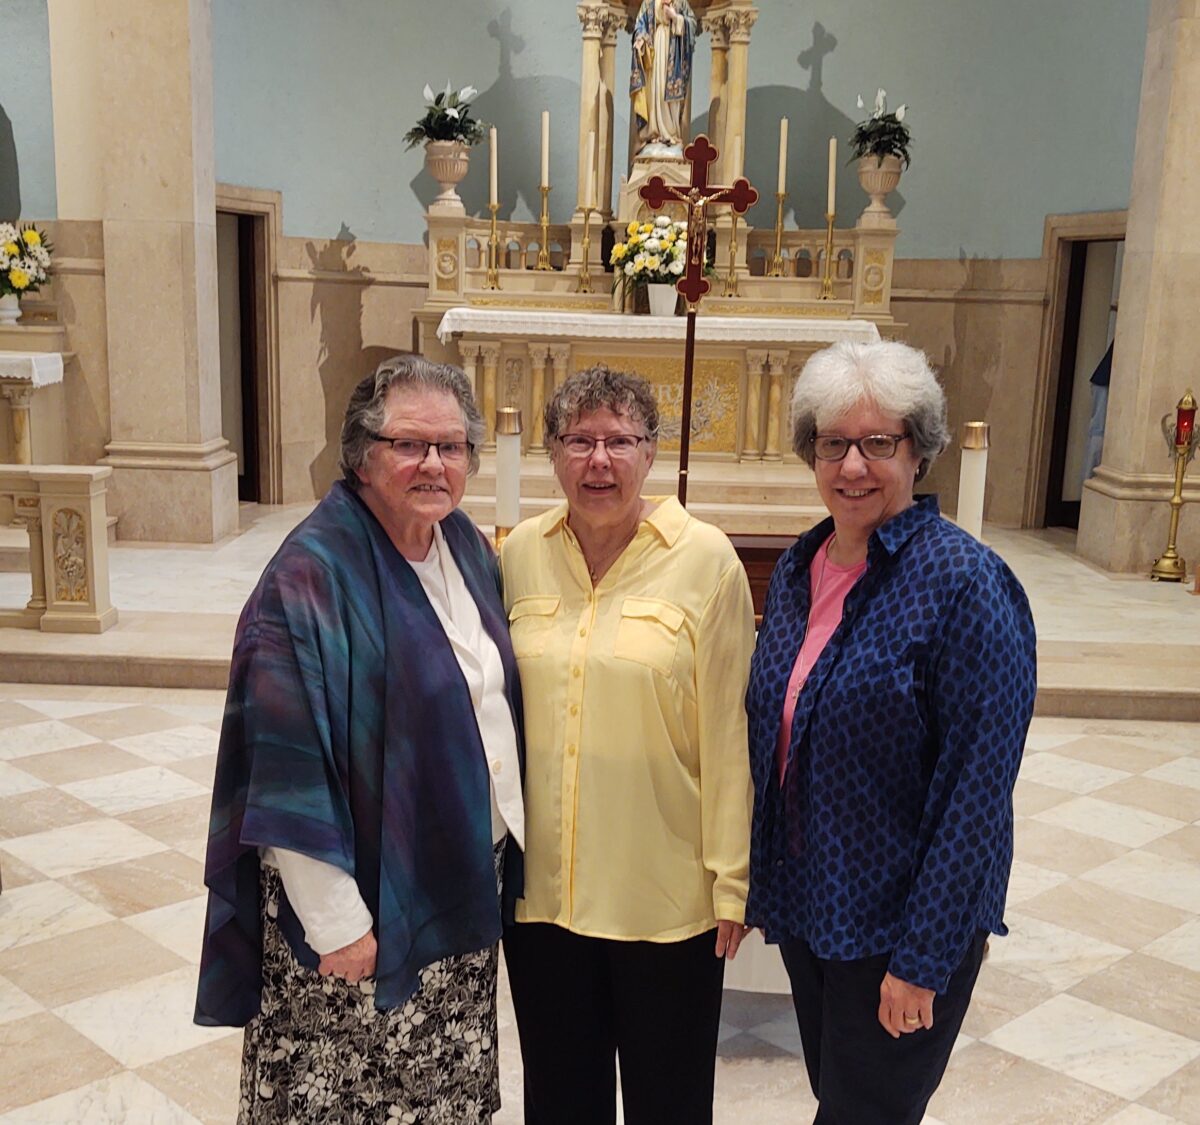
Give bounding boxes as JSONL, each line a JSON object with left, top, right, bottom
{"left": 556, "top": 433, "right": 652, "bottom": 459}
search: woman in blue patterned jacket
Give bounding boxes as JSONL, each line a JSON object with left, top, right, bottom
{"left": 746, "top": 340, "right": 1036, "bottom": 1124}
{"left": 195, "top": 355, "right": 525, "bottom": 1123}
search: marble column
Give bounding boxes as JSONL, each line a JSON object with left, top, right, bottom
{"left": 528, "top": 344, "right": 550, "bottom": 453}
{"left": 479, "top": 342, "right": 502, "bottom": 448}
{"left": 742, "top": 350, "right": 766, "bottom": 461}
{"left": 459, "top": 342, "right": 482, "bottom": 403}
{"left": 576, "top": 4, "right": 606, "bottom": 218}
{"left": 763, "top": 350, "right": 787, "bottom": 461}
{"left": 598, "top": 13, "right": 623, "bottom": 220}
{"left": 722, "top": 7, "right": 758, "bottom": 179}
{"left": 704, "top": 14, "right": 731, "bottom": 179}
{"left": 549, "top": 344, "right": 573, "bottom": 391}
{"left": 0, "top": 387, "right": 33, "bottom": 465}
{"left": 47, "top": 0, "right": 237, "bottom": 543}
{"left": 1077, "top": 1, "right": 1200, "bottom": 572}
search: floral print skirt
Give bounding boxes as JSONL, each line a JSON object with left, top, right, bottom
{"left": 238, "top": 846, "right": 503, "bottom": 1124}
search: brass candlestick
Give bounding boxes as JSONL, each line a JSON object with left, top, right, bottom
{"left": 536, "top": 186, "right": 552, "bottom": 271}
{"left": 767, "top": 192, "right": 787, "bottom": 277}
{"left": 1151, "top": 389, "right": 1197, "bottom": 582}
{"left": 485, "top": 202, "right": 501, "bottom": 290}
{"left": 820, "top": 211, "right": 836, "bottom": 299}
{"left": 722, "top": 212, "right": 740, "bottom": 298}
{"left": 577, "top": 206, "right": 595, "bottom": 293}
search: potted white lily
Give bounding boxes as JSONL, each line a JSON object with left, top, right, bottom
{"left": 850, "top": 89, "right": 911, "bottom": 218}
{"left": 404, "top": 81, "right": 487, "bottom": 214}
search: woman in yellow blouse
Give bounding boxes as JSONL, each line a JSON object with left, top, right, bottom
{"left": 500, "top": 365, "right": 755, "bottom": 1125}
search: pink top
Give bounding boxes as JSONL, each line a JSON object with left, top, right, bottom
{"left": 777, "top": 535, "right": 868, "bottom": 782}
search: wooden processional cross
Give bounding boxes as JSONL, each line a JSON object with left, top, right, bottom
{"left": 639, "top": 135, "right": 759, "bottom": 505}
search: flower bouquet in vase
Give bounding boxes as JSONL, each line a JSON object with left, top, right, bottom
{"left": 849, "top": 89, "right": 911, "bottom": 219}
{"left": 405, "top": 81, "right": 487, "bottom": 215}
{"left": 610, "top": 214, "right": 697, "bottom": 315}
{"left": 0, "top": 223, "right": 52, "bottom": 324}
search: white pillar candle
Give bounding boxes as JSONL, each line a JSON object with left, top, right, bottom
{"left": 489, "top": 127, "right": 499, "bottom": 206}
{"left": 495, "top": 410, "right": 522, "bottom": 529}
{"left": 540, "top": 111, "right": 550, "bottom": 189}
{"left": 957, "top": 422, "right": 989, "bottom": 540}
{"left": 826, "top": 137, "right": 837, "bottom": 214}
{"left": 584, "top": 130, "right": 595, "bottom": 210}
{"left": 731, "top": 135, "right": 743, "bottom": 180}
{"left": 776, "top": 117, "right": 788, "bottom": 194}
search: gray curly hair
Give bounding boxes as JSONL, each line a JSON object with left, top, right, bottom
{"left": 339, "top": 354, "right": 484, "bottom": 486}
{"left": 544, "top": 364, "right": 660, "bottom": 447}
{"left": 790, "top": 341, "right": 950, "bottom": 482}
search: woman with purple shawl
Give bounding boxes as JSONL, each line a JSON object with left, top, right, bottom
{"left": 195, "top": 355, "right": 525, "bottom": 1123}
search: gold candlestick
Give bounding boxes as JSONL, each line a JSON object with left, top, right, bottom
{"left": 485, "top": 202, "right": 501, "bottom": 290}
{"left": 577, "top": 206, "right": 595, "bottom": 294}
{"left": 767, "top": 192, "right": 787, "bottom": 277}
{"left": 536, "top": 186, "right": 552, "bottom": 271}
{"left": 820, "top": 211, "right": 836, "bottom": 299}
{"left": 722, "top": 212, "right": 740, "bottom": 298}
{"left": 1151, "top": 389, "right": 1197, "bottom": 582}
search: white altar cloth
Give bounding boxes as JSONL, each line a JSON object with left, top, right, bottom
{"left": 436, "top": 307, "right": 881, "bottom": 346}
{"left": 0, "top": 351, "right": 65, "bottom": 387}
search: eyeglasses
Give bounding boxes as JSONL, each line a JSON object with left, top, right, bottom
{"left": 370, "top": 435, "right": 473, "bottom": 464}
{"left": 557, "top": 433, "right": 651, "bottom": 459}
{"left": 810, "top": 433, "right": 911, "bottom": 462}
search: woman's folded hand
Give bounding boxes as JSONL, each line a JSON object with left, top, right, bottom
{"left": 318, "top": 929, "right": 378, "bottom": 983}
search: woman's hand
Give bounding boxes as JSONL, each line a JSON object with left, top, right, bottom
{"left": 715, "top": 920, "right": 750, "bottom": 960}
{"left": 878, "top": 971, "right": 935, "bottom": 1038}
{"left": 318, "top": 928, "right": 377, "bottom": 983}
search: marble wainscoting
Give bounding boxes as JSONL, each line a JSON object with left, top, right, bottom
{"left": 0, "top": 682, "right": 1198, "bottom": 1123}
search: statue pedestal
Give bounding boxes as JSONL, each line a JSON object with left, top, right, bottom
{"left": 618, "top": 153, "right": 690, "bottom": 223}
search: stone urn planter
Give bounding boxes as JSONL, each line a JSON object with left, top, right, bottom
{"left": 647, "top": 283, "right": 679, "bottom": 317}
{"left": 856, "top": 154, "right": 903, "bottom": 218}
{"left": 0, "top": 293, "right": 21, "bottom": 325}
{"left": 425, "top": 140, "right": 471, "bottom": 215}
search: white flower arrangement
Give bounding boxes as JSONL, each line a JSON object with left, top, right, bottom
{"left": 0, "top": 223, "right": 53, "bottom": 298}
{"left": 610, "top": 213, "right": 702, "bottom": 290}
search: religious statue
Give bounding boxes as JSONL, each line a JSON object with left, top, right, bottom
{"left": 630, "top": 0, "right": 697, "bottom": 153}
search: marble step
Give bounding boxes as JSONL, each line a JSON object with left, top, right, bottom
{"left": 0, "top": 515, "right": 117, "bottom": 571}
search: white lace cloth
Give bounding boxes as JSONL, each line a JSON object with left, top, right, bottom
{"left": 0, "top": 351, "right": 65, "bottom": 386}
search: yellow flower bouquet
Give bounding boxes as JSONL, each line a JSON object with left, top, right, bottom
{"left": 0, "top": 223, "right": 53, "bottom": 298}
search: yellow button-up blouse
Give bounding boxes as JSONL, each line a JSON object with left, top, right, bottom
{"left": 500, "top": 497, "right": 755, "bottom": 941}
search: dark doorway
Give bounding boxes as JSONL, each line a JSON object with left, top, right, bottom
{"left": 1044, "top": 240, "right": 1121, "bottom": 529}
{"left": 216, "top": 210, "right": 264, "bottom": 501}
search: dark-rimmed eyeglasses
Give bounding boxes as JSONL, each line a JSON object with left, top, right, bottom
{"left": 557, "top": 433, "right": 651, "bottom": 459}
{"left": 369, "top": 435, "right": 473, "bottom": 464}
{"left": 810, "top": 433, "right": 911, "bottom": 462}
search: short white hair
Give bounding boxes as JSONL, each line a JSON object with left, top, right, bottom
{"left": 790, "top": 341, "right": 950, "bottom": 481}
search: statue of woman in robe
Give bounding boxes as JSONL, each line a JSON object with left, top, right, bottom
{"left": 630, "top": 0, "right": 697, "bottom": 152}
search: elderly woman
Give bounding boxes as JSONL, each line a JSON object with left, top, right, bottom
{"left": 746, "top": 340, "right": 1037, "bottom": 1124}
{"left": 500, "top": 365, "right": 755, "bottom": 1125}
{"left": 194, "top": 354, "right": 524, "bottom": 1124}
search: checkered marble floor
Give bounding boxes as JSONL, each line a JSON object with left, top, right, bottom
{"left": 1, "top": 685, "right": 1198, "bottom": 1124}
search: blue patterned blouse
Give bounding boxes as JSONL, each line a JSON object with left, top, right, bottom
{"left": 746, "top": 496, "right": 1037, "bottom": 992}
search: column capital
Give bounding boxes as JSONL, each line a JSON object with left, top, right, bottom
{"left": 548, "top": 343, "right": 573, "bottom": 363}
{"left": 702, "top": 12, "right": 730, "bottom": 47}
{"left": 0, "top": 385, "right": 34, "bottom": 407}
{"left": 745, "top": 348, "right": 769, "bottom": 369}
{"left": 767, "top": 349, "right": 789, "bottom": 373}
{"left": 577, "top": 3, "right": 609, "bottom": 36}
{"left": 527, "top": 342, "right": 551, "bottom": 364}
{"left": 726, "top": 8, "right": 758, "bottom": 43}
{"left": 478, "top": 340, "right": 503, "bottom": 362}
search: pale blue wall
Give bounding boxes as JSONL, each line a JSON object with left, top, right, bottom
{"left": 4, "top": 0, "right": 1149, "bottom": 257}
{"left": 0, "top": 0, "right": 56, "bottom": 221}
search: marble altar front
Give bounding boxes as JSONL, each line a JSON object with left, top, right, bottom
{"left": 0, "top": 351, "right": 66, "bottom": 466}
{"left": 435, "top": 306, "right": 880, "bottom": 459}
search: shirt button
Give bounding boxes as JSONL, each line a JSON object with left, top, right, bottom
{"left": 567, "top": 744, "right": 577, "bottom": 756}
{"left": 579, "top": 627, "right": 587, "bottom": 637}
{"left": 572, "top": 667, "right": 581, "bottom": 678}
{"left": 775, "top": 859, "right": 784, "bottom": 868}
{"left": 570, "top": 704, "right": 579, "bottom": 716}
{"left": 491, "top": 760, "right": 503, "bottom": 775}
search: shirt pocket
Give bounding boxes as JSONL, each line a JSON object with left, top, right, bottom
{"left": 507, "top": 595, "right": 561, "bottom": 660}
{"left": 613, "top": 596, "right": 686, "bottom": 676}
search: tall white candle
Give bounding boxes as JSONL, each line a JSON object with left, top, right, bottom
{"left": 776, "top": 118, "right": 788, "bottom": 195}
{"left": 584, "top": 130, "right": 595, "bottom": 210}
{"left": 826, "top": 137, "right": 837, "bottom": 214}
{"left": 956, "top": 423, "right": 990, "bottom": 540}
{"left": 540, "top": 111, "right": 550, "bottom": 189}
{"left": 731, "top": 135, "right": 743, "bottom": 180}
{"left": 489, "top": 127, "right": 498, "bottom": 206}
{"left": 496, "top": 426, "right": 522, "bottom": 529}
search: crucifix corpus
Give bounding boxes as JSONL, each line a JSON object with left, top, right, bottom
{"left": 639, "top": 135, "right": 759, "bottom": 505}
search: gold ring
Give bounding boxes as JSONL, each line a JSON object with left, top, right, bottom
{"left": 903, "top": 1014, "right": 920, "bottom": 1025}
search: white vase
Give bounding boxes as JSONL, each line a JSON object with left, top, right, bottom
{"left": 0, "top": 293, "right": 20, "bottom": 325}
{"left": 425, "top": 140, "right": 471, "bottom": 215}
{"left": 647, "top": 284, "right": 678, "bottom": 317}
{"left": 856, "top": 154, "right": 903, "bottom": 218}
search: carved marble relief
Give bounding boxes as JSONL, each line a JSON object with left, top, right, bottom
{"left": 52, "top": 507, "right": 89, "bottom": 603}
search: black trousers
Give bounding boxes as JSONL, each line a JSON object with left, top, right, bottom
{"left": 779, "top": 932, "right": 987, "bottom": 1125}
{"left": 503, "top": 921, "right": 725, "bottom": 1125}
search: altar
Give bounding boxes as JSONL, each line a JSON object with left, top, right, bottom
{"left": 435, "top": 307, "right": 880, "bottom": 460}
